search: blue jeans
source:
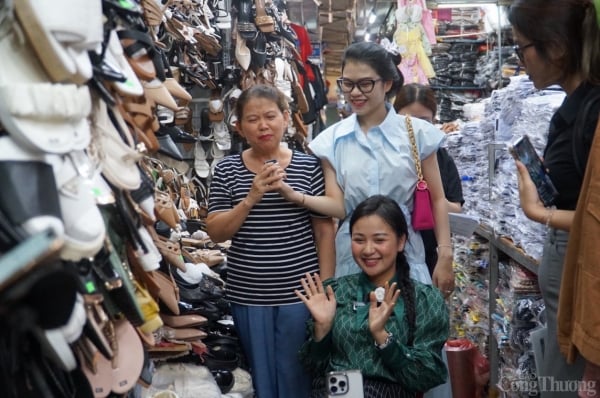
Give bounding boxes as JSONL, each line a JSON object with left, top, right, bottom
{"left": 231, "top": 303, "right": 312, "bottom": 398}
{"left": 538, "top": 228, "right": 584, "bottom": 397}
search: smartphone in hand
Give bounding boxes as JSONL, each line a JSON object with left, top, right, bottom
{"left": 508, "top": 135, "right": 559, "bottom": 207}
{"left": 327, "top": 370, "right": 364, "bottom": 398}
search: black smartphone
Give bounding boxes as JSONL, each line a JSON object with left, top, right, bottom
{"left": 508, "top": 135, "right": 559, "bottom": 207}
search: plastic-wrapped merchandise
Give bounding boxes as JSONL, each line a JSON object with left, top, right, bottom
{"left": 444, "top": 75, "right": 566, "bottom": 262}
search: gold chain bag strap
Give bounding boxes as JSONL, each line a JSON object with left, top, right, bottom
{"left": 406, "top": 115, "right": 435, "bottom": 230}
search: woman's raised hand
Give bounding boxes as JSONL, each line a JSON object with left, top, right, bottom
{"left": 368, "top": 282, "right": 400, "bottom": 336}
{"left": 295, "top": 272, "right": 336, "bottom": 341}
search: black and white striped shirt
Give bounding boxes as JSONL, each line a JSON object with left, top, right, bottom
{"left": 208, "top": 151, "right": 326, "bottom": 306}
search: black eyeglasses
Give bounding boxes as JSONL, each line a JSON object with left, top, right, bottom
{"left": 514, "top": 43, "right": 535, "bottom": 63}
{"left": 337, "top": 78, "right": 383, "bottom": 94}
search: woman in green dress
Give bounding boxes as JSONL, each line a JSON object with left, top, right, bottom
{"left": 297, "top": 195, "right": 449, "bottom": 398}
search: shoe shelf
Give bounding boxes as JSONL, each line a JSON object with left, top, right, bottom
{"left": 472, "top": 223, "right": 540, "bottom": 390}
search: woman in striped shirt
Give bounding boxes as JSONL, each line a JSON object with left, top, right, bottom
{"left": 206, "top": 85, "right": 335, "bottom": 398}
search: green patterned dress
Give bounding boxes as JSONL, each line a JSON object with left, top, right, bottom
{"left": 299, "top": 272, "right": 449, "bottom": 397}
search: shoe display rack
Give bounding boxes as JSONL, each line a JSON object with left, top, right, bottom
{"left": 0, "top": 0, "right": 330, "bottom": 396}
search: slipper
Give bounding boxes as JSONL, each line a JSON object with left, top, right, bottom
{"left": 134, "top": 280, "right": 164, "bottom": 334}
{"left": 0, "top": 36, "right": 92, "bottom": 154}
{"left": 13, "top": 0, "right": 103, "bottom": 84}
{"left": 111, "top": 319, "right": 144, "bottom": 394}
{"left": 90, "top": 97, "right": 143, "bottom": 191}
{"left": 76, "top": 338, "right": 113, "bottom": 398}
{"left": 103, "top": 30, "right": 144, "bottom": 97}
{"left": 130, "top": 168, "right": 157, "bottom": 222}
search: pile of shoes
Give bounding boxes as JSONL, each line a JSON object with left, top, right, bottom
{"left": 0, "top": 1, "right": 246, "bottom": 397}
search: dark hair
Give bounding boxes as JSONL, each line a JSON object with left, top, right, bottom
{"left": 235, "top": 84, "right": 289, "bottom": 120}
{"left": 349, "top": 195, "right": 416, "bottom": 345}
{"left": 508, "top": 0, "right": 600, "bottom": 84}
{"left": 342, "top": 42, "right": 404, "bottom": 99}
{"left": 393, "top": 83, "right": 438, "bottom": 117}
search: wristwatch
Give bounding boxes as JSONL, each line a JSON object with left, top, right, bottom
{"left": 374, "top": 331, "right": 394, "bottom": 350}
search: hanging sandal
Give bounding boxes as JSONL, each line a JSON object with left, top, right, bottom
{"left": 154, "top": 188, "right": 180, "bottom": 229}
{"left": 254, "top": 0, "right": 275, "bottom": 33}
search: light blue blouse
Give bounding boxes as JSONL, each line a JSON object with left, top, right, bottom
{"left": 309, "top": 104, "right": 444, "bottom": 282}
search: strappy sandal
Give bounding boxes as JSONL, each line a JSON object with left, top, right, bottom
{"left": 152, "top": 234, "right": 186, "bottom": 271}
{"left": 140, "top": 0, "right": 171, "bottom": 47}
{"left": 254, "top": 0, "right": 275, "bottom": 33}
{"left": 165, "top": 14, "right": 198, "bottom": 45}
{"left": 121, "top": 99, "right": 161, "bottom": 152}
{"left": 117, "top": 29, "right": 161, "bottom": 82}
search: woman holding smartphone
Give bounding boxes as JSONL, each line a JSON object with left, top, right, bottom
{"left": 508, "top": 0, "right": 600, "bottom": 394}
{"left": 206, "top": 85, "right": 335, "bottom": 398}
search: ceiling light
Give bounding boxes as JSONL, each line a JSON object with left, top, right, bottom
{"left": 368, "top": 12, "right": 377, "bottom": 24}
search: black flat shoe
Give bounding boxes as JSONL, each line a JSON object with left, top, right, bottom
{"left": 176, "top": 300, "right": 222, "bottom": 321}
{"left": 156, "top": 133, "right": 184, "bottom": 161}
{"left": 161, "top": 125, "right": 197, "bottom": 143}
{"left": 211, "top": 369, "right": 234, "bottom": 394}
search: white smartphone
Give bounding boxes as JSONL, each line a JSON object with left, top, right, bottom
{"left": 326, "top": 370, "right": 364, "bottom": 398}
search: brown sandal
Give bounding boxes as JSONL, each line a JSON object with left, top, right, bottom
{"left": 254, "top": 0, "right": 275, "bottom": 33}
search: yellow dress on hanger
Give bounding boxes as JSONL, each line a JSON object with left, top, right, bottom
{"left": 393, "top": 3, "right": 436, "bottom": 84}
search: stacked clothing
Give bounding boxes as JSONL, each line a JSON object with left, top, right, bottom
{"left": 430, "top": 39, "right": 486, "bottom": 121}
{"left": 444, "top": 75, "right": 565, "bottom": 261}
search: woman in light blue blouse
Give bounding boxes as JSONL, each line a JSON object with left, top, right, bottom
{"left": 280, "top": 42, "right": 454, "bottom": 296}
